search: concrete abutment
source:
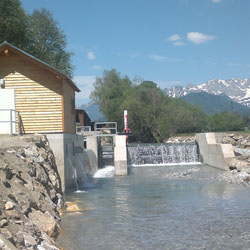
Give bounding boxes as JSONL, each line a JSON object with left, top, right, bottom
{"left": 196, "top": 132, "right": 235, "bottom": 170}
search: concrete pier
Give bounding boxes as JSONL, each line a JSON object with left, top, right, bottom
{"left": 196, "top": 133, "right": 235, "bottom": 170}
{"left": 114, "top": 135, "right": 128, "bottom": 176}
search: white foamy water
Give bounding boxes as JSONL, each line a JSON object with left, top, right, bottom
{"left": 93, "top": 166, "right": 114, "bottom": 178}
{"left": 74, "top": 190, "right": 87, "bottom": 193}
{"left": 131, "top": 162, "right": 202, "bottom": 167}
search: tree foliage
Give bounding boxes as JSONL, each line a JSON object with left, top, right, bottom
{"left": 0, "top": 0, "right": 27, "bottom": 47}
{"left": 91, "top": 69, "right": 132, "bottom": 131}
{"left": 0, "top": 1, "right": 74, "bottom": 77}
{"left": 210, "top": 112, "right": 244, "bottom": 132}
{"left": 26, "top": 9, "right": 74, "bottom": 77}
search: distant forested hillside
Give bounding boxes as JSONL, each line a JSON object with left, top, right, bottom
{"left": 181, "top": 92, "right": 250, "bottom": 116}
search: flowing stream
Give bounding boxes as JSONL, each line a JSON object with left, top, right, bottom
{"left": 57, "top": 164, "right": 250, "bottom": 250}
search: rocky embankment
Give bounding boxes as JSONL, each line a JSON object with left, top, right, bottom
{"left": 219, "top": 133, "right": 250, "bottom": 185}
{"left": 0, "top": 135, "right": 64, "bottom": 250}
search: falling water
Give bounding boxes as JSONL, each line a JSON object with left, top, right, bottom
{"left": 73, "top": 166, "right": 79, "bottom": 190}
{"left": 127, "top": 143, "right": 200, "bottom": 166}
{"left": 67, "top": 158, "right": 79, "bottom": 191}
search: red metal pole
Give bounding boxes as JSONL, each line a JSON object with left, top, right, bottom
{"left": 124, "top": 110, "right": 129, "bottom": 145}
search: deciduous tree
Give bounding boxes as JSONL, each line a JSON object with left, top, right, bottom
{"left": 0, "top": 0, "right": 28, "bottom": 47}
{"left": 26, "top": 8, "right": 74, "bottom": 77}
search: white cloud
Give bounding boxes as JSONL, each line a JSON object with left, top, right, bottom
{"left": 148, "top": 54, "right": 166, "bottom": 61}
{"left": 187, "top": 32, "right": 216, "bottom": 44}
{"left": 92, "top": 65, "right": 102, "bottom": 70}
{"left": 167, "top": 34, "right": 185, "bottom": 46}
{"left": 74, "top": 75, "right": 96, "bottom": 104}
{"left": 87, "top": 51, "right": 96, "bottom": 60}
{"left": 173, "top": 41, "right": 185, "bottom": 46}
{"left": 167, "top": 34, "right": 181, "bottom": 42}
{"left": 212, "top": 0, "right": 222, "bottom": 3}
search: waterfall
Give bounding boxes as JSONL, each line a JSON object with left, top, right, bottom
{"left": 73, "top": 166, "right": 79, "bottom": 191}
{"left": 127, "top": 143, "right": 200, "bottom": 166}
{"left": 67, "top": 158, "right": 79, "bottom": 191}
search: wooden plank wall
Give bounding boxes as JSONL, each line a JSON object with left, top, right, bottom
{"left": 0, "top": 52, "right": 64, "bottom": 133}
{"left": 63, "top": 79, "right": 76, "bottom": 133}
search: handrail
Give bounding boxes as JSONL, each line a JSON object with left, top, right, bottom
{"left": 94, "top": 122, "right": 117, "bottom": 136}
{"left": 0, "top": 109, "right": 21, "bottom": 135}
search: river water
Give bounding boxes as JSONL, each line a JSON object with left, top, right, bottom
{"left": 57, "top": 165, "right": 250, "bottom": 250}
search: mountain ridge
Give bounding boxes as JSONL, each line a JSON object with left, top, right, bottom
{"left": 164, "top": 78, "right": 250, "bottom": 107}
{"left": 181, "top": 92, "right": 250, "bottom": 116}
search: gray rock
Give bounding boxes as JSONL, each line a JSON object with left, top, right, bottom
{"left": 5, "top": 201, "right": 15, "bottom": 210}
{"left": 23, "top": 233, "right": 37, "bottom": 247}
{"left": 39, "top": 241, "right": 60, "bottom": 250}
{"left": 234, "top": 148, "right": 250, "bottom": 156}
{"left": 28, "top": 209, "right": 58, "bottom": 238}
{"left": 233, "top": 135, "right": 244, "bottom": 141}
{"left": 0, "top": 219, "right": 8, "bottom": 228}
{"left": 0, "top": 238, "right": 4, "bottom": 248}
{"left": 15, "top": 231, "right": 24, "bottom": 245}
{"left": 223, "top": 136, "right": 236, "bottom": 145}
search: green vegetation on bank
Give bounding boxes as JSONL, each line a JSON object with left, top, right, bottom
{"left": 0, "top": 0, "right": 74, "bottom": 77}
{"left": 91, "top": 69, "right": 250, "bottom": 143}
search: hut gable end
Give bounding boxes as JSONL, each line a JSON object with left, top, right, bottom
{"left": 0, "top": 42, "right": 79, "bottom": 134}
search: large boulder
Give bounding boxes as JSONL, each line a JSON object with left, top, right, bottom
{"left": 28, "top": 209, "right": 59, "bottom": 238}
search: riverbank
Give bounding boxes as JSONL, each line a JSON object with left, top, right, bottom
{"left": 0, "top": 135, "right": 63, "bottom": 250}
{"left": 57, "top": 164, "right": 250, "bottom": 250}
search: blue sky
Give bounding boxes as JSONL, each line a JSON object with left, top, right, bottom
{"left": 20, "top": 0, "right": 250, "bottom": 105}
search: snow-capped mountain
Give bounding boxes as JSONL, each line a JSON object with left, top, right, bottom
{"left": 164, "top": 78, "right": 250, "bottom": 107}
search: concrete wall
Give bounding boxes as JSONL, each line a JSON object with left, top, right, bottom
{"left": 46, "top": 133, "right": 98, "bottom": 192}
{"left": 196, "top": 133, "right": 235, "bottom": 170}
{"left": 114, "top": 135, "right": 127, "bottom": 176}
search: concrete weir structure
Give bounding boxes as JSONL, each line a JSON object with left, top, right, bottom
{"left": 196, "top": 133, "right": 235, "bottom": 170}
{"left": 46, "top": 134, "right": 128, "bottom": 192}
{"left": 46, "top": 133, "right": 98, "bottom": 192}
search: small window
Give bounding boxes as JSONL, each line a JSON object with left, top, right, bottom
{"left": 0, "top": 79, "right": 5, "bottom": 88}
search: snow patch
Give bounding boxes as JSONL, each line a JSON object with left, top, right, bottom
{"left": 243, "top": 88, "right": 250, "bottom": 99}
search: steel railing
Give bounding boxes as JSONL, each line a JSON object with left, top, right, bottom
{"left": 0, "top": 109, "right": 21, "bottom": 135}
{"left": 94, "top": 122, "right": 117, "bottom": 136}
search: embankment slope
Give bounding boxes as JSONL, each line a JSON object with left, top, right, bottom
{"left": 0, "top": 135, "right": 64, "bottom": 250}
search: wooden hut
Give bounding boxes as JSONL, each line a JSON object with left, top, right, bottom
{"left": 0, "top": 41, "right": 80, "bottom": 134}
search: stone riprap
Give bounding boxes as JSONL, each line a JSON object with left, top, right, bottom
{"left": 0, "top": 135, "right": 64, "bottom": 250}
{"left": 223, "top": 133, "right": 250, "bottom": 149}
{"left": 222, "top": 133, "right": 250, "bottom": 172}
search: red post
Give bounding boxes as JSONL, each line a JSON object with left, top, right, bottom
{"left": 124, "top": 110, "right": 129, "bottom": 145}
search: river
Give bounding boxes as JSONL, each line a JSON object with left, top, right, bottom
{"left": 57, "top": 164, "right": 250, "bottom": 250}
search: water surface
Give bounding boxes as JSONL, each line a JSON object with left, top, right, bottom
{"left": 57, "top": 165, "right": 250, "bottom": 250}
